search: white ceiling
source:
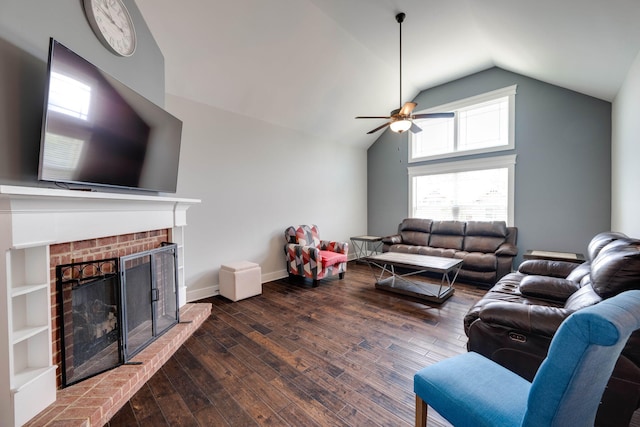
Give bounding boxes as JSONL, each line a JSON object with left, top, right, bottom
{"left": 134, "top": 0, "right": 640, "bottom": 149}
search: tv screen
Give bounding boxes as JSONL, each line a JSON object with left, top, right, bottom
{"left": 38, "top": 39, "right": 182, "bottom": 193}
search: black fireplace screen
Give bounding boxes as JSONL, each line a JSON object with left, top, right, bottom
{"left": 57, "top": 243, "right": 179, "bottom": 387}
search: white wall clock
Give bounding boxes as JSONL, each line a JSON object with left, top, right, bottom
{"left": 83, "top": 0, "right": 137, "bottom": 57}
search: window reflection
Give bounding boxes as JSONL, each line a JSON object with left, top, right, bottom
{"left": 41, "top": 133, "right": 84, "bottom": 180}
{"left": 48, "top": 72, "right": 91, "bottom": 120}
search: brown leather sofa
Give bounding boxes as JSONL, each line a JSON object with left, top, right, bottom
{"left": 381, "top": 218, "right": 518, "bottom": 285}
{"left": 464, "top": 231, "right": 640, "bottom": 427}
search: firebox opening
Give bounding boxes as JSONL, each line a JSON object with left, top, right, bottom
{"left": 57, "top": 243, "right": 179, "bottom": 387}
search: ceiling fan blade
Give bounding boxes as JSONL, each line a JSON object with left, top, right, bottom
{"left": 356, "top": 116, "right": 392, "bottom": 119}
{"left": 410, "top": 122, "right": 422, "bottom": 134}
{"left": 399, "top": 102, "right": 417, "bottom": 116}
{"left": 367, "top": 122, "right": 392, "bottom": 134}
{"left": 412, "top": 112, "right": 455, "bottom": 119}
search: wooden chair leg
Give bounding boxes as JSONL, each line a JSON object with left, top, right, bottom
{"left": 416, "top": 395, "right": 428, "bottom": 427}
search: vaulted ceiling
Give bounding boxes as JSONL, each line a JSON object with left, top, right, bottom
{"left": 134, "top": 0, "right": 640, "bottom": 148}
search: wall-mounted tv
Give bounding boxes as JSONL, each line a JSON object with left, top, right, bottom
{"left": 38, "top": 39, "right": 182, "bottom": 193}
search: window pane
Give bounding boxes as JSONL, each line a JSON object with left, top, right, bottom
{"left": 409, "top": 85, "right": 515, "bottom": 162}
{"left": 412, "top": 168, "right": 508, "bottom": 222}
{"left": 458, "top": 97, "right": 509, "bottom": 151}
{"left": 412, "top": 117, "right": 454, "bottom": 158}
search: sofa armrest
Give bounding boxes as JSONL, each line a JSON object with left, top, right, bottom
{"left": 479, "top": 301, "right": 571, "bottom": 337}
{"left": 319, "top": 240, "right": 348, "bottom": 254}
{"left": 519, "top": 276, "right": 580, "bottom": 302}
{"left": 382, "top": 234, "right": 402, "bottom": 245}
{"left": 495, "top": 242, "right": 518, "bottom": 256}
{"left": 518, "top": 259, "right": 580, "bottom": 278}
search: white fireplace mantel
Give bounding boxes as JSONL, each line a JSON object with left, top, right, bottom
{"left": 0, "top": 185, "right": 200, "bottom": 427}
{"left": 0, "top": 185, "right": 200, "bottom": 248}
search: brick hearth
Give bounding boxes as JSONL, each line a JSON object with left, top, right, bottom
{"left": 25, "top": 302, "right": 211, "bottom": 426}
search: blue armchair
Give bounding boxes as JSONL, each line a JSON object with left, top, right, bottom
{"left": 414, "top": 290, "right": 640, "bottom": 427}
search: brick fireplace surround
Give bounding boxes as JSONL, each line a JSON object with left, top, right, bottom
{"left": 0, "top": 185, "right": 206, "bottom": 427}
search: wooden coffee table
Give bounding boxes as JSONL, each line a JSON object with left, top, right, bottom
{"left": 364, "top": 252, "right": 463, "bottom": 303}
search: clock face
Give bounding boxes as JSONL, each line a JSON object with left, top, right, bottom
{"left": 84, "top": 0, "right": 137, "bottom": 57}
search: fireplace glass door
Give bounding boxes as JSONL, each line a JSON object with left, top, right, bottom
{"left": 57, "top": 259, "right": 122, "bottom": 386}
{"left": 57, "top": 243, "right": 179, "bottom": 387}
{"left": 120, "top": 243, "right": 179, "bottom": 360}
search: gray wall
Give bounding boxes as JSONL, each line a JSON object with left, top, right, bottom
{"left": 368, "top": 67, "right": 612, "bottom": 266}
{"left": 0, "top": 0, "right": 163, "bottom": 187}
{"left": 0, "top": 1, "right": 370, "bottom": 300}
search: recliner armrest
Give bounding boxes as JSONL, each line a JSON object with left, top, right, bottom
{"left": 382, "top": 234, "right": 402, "bottom": 245}
{"left": 518, "top": 259, "right": 580, "bottom": 278}
{"left": 496, "top": 242, "right": 518, "bottom": 256}
{"left": 479, "top": 301, "right": 571, "bottom": 337}
{"left": 519, "top": 276, "right": 581, "bottom": 302}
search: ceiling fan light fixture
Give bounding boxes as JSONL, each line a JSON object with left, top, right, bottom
{"left": 390, "top": 119, "right": 412, "bottom": 133}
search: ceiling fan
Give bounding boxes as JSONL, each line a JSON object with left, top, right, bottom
{"left": 356, "top": 12, "right": 454, "bottom": 135}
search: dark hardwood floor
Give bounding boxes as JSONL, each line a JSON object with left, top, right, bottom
{"left": 107, "top": 262, "right": 640, "bottom": 426}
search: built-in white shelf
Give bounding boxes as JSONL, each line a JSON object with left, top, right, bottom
{"left": 0, "top": 185, "right": 200, "bottom": 427}
{"left": 11, "top": 325, "right": 49, "bottom": 345}
{"left": 11, "top": 283, "right": 48, "bottom": 298}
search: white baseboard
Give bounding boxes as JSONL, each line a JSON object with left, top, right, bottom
{"left": 186, "top": 284, "right": 219, "bottom": 302}
{"left": 263, "top": 269, "right": 288, "bottom": 282}
{"left": 186, "top": 269, "right": 290, "bottom": 303}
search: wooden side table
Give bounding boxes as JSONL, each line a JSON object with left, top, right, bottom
{"left": 350, "top": 235, "right": 383, "bottom": 262}
{"left": 523, "top": 250, "right": 586, "bottom": 264}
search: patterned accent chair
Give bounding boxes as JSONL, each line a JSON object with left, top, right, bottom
{"left": 284, "top": 225, "right": 348, "bottom": 286}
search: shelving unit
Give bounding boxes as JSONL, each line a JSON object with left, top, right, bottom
{"left": 171, "top": 226, "right": 187, "bottom": 306}
{"left": 0, "top": 185, "right": 200, "bottom": 426}
{"left": 4, "top": 245, "right": 56, "bottom": 427}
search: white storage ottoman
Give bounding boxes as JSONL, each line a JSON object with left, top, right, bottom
{"left": 219, "top": 261, "right": 262, "bottom": 301}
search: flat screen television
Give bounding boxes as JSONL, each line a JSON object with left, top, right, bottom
{"left": 38, "top": 39, "right": 182, "bottom": 193}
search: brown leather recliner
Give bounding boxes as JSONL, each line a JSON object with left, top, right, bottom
{"left": 464, "top": 231, "right": 640, "bottom": 427}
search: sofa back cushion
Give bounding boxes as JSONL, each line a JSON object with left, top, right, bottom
{"left": 590, "top": 239, "right": 640, "bottom": 299}
{"left": 464, "top": 221, "right": 508, "bottom": 253}
{"left": 587, "top": 231, "right": 628, "bottom": 261}
{"left": 399, "top": 218, "right": 432, "bottom": 246}
{"left": 429, "top": 220, "right": 466, "bottom": 250}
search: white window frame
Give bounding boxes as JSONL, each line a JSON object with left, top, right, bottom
{"left": 409, "top": 85, "right": 517, "bottom": 163}
{"left": 407, "top": 154, "right": 517, "bottom": 226}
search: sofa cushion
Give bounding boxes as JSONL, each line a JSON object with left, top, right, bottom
{"left": 519, "top": 276, "right": 581, "bottom": 302}
{"left": 431, "top": 220, "right": 466, "bottom": 235}
{"left": 564, "top": 285, "right": 602, "bottom": 311}
{"left": 465, "top": 236, "right": 506, "bottom": 253}
{"left": 466, "top": 221, "right": 508, "bottom": 237}
{"left": 400, "top": 230, "right": 430, "bottom": 246}
{"left": 587, "top": 231, "right": 628, "bottom": 261}
{"left": 430, "top": 234, "right": 464, "bottom": 250}
{"left": 457, "top": 252, "right": 496, "bottom": 272}
{"left": 419, "top": 246, "right": 456, "bottom": 258}
{"left": 429, "top": 221, "right": 466, "bottom": 250}
{"left": 388, "top": 244, "right": 456, "bottom": 258}
{"left": 590, "top": 242, "right": 640, "bottom": 299}
{"left": 565, "top": 262, "right": 592, "bottom": 283}
{"left": 399, "top": 218, "right": 432, "bottom": 233}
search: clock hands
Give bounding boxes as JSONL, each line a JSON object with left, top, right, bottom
{"left": 95, "top": 0, "right": 126, "bottom": 34}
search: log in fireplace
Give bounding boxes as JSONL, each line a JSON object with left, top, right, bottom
{"left": 57, "top": 243, "right": 179, "bottom": 386}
